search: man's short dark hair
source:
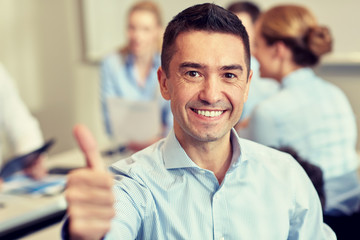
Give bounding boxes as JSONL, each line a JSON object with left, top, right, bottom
{"left": 161, "top": 3, "right": 250, "bottom": 78}
{"left": 227, "top": 1, "right": 261, "bottom": 23}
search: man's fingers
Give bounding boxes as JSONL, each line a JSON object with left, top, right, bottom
{"left": 68, "top": 125, "right": 114, "bottom": 239}
{"left": 73, "top": 124, "right": 105, "bottom": 171}
{"left": 69, "top": 218, "right": 112, "bottom": 240}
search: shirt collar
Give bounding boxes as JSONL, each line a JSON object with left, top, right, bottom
{"left": 282, "top": 67, "right": 316, "bottom": 88}
{"left": 162, "top": 130, "right": 198, "bottom": 169}
{"left": 230, "top": 128, "right": 248, "bottom": 169}
{"left": 162, "top": 129, "right": 245, "bottom": 170}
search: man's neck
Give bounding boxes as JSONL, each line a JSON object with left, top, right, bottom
{"left": 179, "top": 134, "right": 233, "bottom": 184}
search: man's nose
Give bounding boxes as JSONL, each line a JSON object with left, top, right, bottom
{"left": 199, "top": 77, "right": 222, "bottom": 104}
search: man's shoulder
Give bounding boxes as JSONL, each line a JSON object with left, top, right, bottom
{"left": 239, "top": 138, "right": 299, "bottom": 172}
{"left": 238, "top": 139, "right": 314, "bottom": 192}
{"left": 240, "top": 138, "right": 289, "bottom": 159}
{"left": 110, "top": 139, "right": 165, "bottom": 176}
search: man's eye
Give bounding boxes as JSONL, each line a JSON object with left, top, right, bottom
{"left": 186, "top": 71, "right": 200, "bottom": 77}
{"left": 224, "top": 73, "right": 236, "bottom": 78}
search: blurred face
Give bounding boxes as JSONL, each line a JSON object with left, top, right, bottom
{"left": 235, "top": 12, "right": 255, "bottom": 53}
{"left": 158, "top": 31, "right": 252, "bottom": 145}
{"left": 127, "top": 9, "right": 161, "bottom": 56}
{"left": 253, "top": 22, "right": 280, "bottom": 80}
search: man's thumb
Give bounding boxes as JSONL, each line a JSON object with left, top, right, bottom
{"left": 73, "top": 124, "right": 105, "bottom": 171}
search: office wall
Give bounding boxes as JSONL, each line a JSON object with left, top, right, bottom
{"left": 84, "top": 0, "right": 360, "bottom": 63}
{"left": 0, "top": 0, "right": 359, "bottom": 155}
{"left": 0, "top": 0, "right": 109, "bottom": 154}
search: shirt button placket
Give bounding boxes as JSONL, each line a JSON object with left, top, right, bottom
{"left": 213, "top": 193, "right": 224, "bottom": 240}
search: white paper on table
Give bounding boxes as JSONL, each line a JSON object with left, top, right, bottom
{"left": 107, "top": 97, "right": 162, "bottom": 144}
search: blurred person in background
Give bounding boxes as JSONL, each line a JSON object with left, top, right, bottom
{"left": 227, "top": 1, "right": 279, "bottom": 131}
{"left": 0, "top": 63, "right": 46, "bottom": 186}
{"left": 248, "top": 4, "right": 360, "bottom": 216}
{"left": 100, "top": 1, "right": 172, "bottom": 152}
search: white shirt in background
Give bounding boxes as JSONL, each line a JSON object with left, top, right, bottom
{"left": 0, "top": 63, "right": 43, "bottom": 166}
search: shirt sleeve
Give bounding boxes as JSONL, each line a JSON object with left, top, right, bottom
{"left": 104, "top": 175, "right": 148, "bottom": 239}
{"left": 0, "top": 64, "right": 43, "bottom": 163}
{"left": 288, "top": 160, "right": 337, "bottom": 240}
{"left": 247, "top": 103, "right": 279, "bottom": 147}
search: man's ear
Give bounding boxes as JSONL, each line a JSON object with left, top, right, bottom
{"left": 157, "top": 67, "right": 171, "bottom": 100}
{"left": 244, "top": 69, "right": 253, "bottom": 102}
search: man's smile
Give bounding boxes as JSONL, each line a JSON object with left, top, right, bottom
{"left": 191, "top": 108, "right": 225, "bottom": 118}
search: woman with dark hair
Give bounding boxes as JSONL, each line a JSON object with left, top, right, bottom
{"left": 248, "top": 5, "right": 360, "bottom": 216}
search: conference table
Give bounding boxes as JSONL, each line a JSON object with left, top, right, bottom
{"left": 1, "top": 146, "right": 359, "bottom": 239}
{"left": 0, "top": 147, "right": 130, "bottom": 239}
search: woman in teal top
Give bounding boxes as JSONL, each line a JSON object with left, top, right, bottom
{"left": 248, "top": 5, "right": 360, "bottom": 216}
{"left": 100, "top": 1, "right": 172, "bottom": 151}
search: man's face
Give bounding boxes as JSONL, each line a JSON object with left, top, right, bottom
{"left": 158, "top": 31, "right": 252, "bottom": 145}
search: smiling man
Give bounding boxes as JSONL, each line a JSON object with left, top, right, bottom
{"left": 64, "top": 3, "right": 335, "bottom": 240}
{"left": 157, "top": 29, "right": 251, "bottom": 185}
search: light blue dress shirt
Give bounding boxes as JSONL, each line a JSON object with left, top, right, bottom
{"left": 247, "top": 68, "right": 360, "bottom": 215}
{"left": 103, "top": 129, "right": 334, "bottom": 239}
{"left": 240, "top": 57, "right": 279, "bottom": 120}
{"left": 100, "top": 52, "right": 172, "bottom": 136}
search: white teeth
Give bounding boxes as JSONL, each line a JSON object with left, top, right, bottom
{"left": 196, "top": 110, "right": 223, "bottom": 117}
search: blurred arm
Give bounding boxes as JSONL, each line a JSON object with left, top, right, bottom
{"left": 0, "top": 64, "right": 45, "bottom": 179}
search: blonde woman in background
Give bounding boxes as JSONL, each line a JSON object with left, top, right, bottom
{"left": 248, "top": 5, "right": 360, "bottom": 217}
{"left": 100, "top": 1, "right": 172, "bottom": 151}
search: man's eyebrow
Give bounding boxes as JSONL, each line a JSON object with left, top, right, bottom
{"left": 179, "top": 62, "right": 205, "bottom": 70}
{"left": 220, "top": 65, "right": 244, "bottom": 71}
{"left": 179, "top": 62, "right": 244, "bottom": 72}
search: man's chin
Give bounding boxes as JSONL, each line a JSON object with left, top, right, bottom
{"left": 190, "top": 129, "right": 228, "bottom": 143}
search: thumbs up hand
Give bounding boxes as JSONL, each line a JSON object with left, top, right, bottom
{"left": 65, "top": 124, "right": 115, "bottom": 240}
